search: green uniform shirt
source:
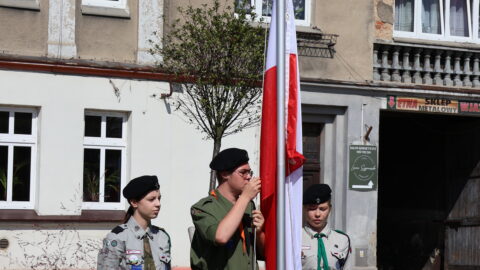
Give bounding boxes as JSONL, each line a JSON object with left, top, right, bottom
{"left": 190, "top": 189, "right": 257, "bottom": 270}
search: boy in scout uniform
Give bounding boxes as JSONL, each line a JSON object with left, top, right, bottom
{"left": 190, "top": 148, "right": 265, "bottom": 270}
{"left": 302, "top": 184, "right": 351, "bottom": 270}
{"left": 98, "top": 175, "right": 171, "bottom": 270}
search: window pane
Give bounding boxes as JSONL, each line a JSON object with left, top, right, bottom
{"left": 422, "top": 0, "right": 442, "bottom": 33}
{"left": 395, "top": 0, "right": 414, "bottom": 31}
{"left": 235, "top": 0, "right": 253, "bottom": 13}
{"left": 106, "top": 117, "right": 123, "bottom": 138}
{"left": 85, "top": 115, "right": 101, "bottom": 137}
{"left": 293, "top": 0, "right": 305, "bottom": 20}
{"left": 0, "top": 112, "right": 8, "bottom": 133}
{"left": 450, "top": 0, "right": 469, "bottom": 36}
{"left": 262, "top": 0, "right": 273, "bottom": 17}
{"left": 261, "top": 0, "right": 305, "bottom": 19}
{"left": 83, "top": 149, "right": 100, "bottom": 202}
{"left": 14, "top": 112, "right": 32, "bottom": 135}
{"left": 12, "top": 146, "right": 31, "bottom": 201}
{"left": 104, "top": 150, "right": 121, "bottom": 203}
{"left": 0, "top": 146, "right": 7, "bottom": 201}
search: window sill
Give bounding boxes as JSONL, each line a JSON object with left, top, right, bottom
{"left": 0, "top": 0, "right": 40, "bottom": 10}
{"left": 81, "top": 0, "right": 130, "bottom": 18}
{"left": 0, "top": 209, "right": 125, "bottom": 222}
{"left": 392, "top": 36, "right": 480, "bottom": 50}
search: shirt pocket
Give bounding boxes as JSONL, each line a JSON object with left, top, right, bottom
{"left": 301, "top": 245, "right": 317, "bottom": 270}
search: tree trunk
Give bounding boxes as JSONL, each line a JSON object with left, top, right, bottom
{"left": 209, "top": 138, "right": 222, "bottom": 192}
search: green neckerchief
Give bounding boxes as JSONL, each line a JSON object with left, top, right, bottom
{"left": 314, "top": 233, "right": 329, "bottom": 270}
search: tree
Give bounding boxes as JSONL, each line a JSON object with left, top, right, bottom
{"left": 150, "top": 0, "right": 265, "bottom": 192}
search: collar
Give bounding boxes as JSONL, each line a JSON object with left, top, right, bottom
{"left": 213, "top": 189, "right": 234, "bottom": 207}
{"left": 304, "top": 224, "right": 332, "bottom": 239}
{"left": 127, "top": 216, "right": 154, "bottom": 239}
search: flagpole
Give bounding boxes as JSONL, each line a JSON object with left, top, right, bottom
{"left": 276, "top": 0, "right": 286, "bottom": 269}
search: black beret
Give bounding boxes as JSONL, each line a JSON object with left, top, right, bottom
{"left": 122, "top": 175, "right": 160, "bottom": 200}
{"left": 303, "top": 184, "right": 332, "bottom": 205}
{"left": 209, "top": 148, "right": 249, "bottom": 172}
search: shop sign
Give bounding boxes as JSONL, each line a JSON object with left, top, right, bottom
{"left": 387, "top": 96, "right": 458, "bottom": 114}
{"left": 458, "top": 100, "right": 480, "bottom": 115}
{"left": 349, "top": 145, "right": 377, "bottom": 191}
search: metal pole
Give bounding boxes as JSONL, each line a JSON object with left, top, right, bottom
{"left": 276, "top": 0, "right": 286, "bottom": 269}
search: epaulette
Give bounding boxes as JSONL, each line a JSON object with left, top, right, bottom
{"left": 159, "top": 227, "right": 171, "bottom": 241}
{"left": 151, "top": 225, "right": 160, "bottom": 234}
{"left": 195, "top": 196, "right": 214, "bottom": 207}
{"left": 152, "top": 225, "right": 171, "bottom": 247}
{"left": 111, "top": 225, "right": 125, "bottom": 234}
{"left": 191, "top": 196, "right": 214, "bottom": 217}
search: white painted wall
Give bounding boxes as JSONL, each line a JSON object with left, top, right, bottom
{"left": 0, "top": 69, "right": 260, "bottom": 268}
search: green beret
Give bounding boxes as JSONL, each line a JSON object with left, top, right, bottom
{"left": 123, "top": 175, "right": 160, "bottom": 200}
{"left": 209, "top": 148, "right": 249, "bottom": 172}
{"left": 303, "top": 184, "right": 331, "bottom": 205}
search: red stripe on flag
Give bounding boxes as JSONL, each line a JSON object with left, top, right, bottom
{"left": 260, "top": 66, "right": 277, "bottom": 270}
{"left": 286, "top": 54, "right": 305, "bottom": 175}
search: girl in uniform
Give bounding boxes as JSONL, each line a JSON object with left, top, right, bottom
{"left": 98, "top": 175, "right": 171, "bottom": 270}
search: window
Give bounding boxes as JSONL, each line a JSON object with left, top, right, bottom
{"left": 394, "top": 0, "right": 480, "bottom": 42}
{"left": 81, "top": 0, "right": 129, "bottom": 18}
{"left": 0, "top": 0, "right": 40, "bottom": 10}
{"left": 82, "top": 111, "right": 127, "bottom": 210}
{"left": 0, "top": 107, "right": 37, "bottom": 209}
{"left": 235, "top": 0, "right": 311, "bottom": 26}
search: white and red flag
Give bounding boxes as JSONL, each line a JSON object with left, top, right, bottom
{"left": 260, "top": 0, "right": 305, "bottom": 269}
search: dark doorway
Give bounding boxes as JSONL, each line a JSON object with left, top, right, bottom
{"left": 378, "top": 111, "right": 480, "bottom": 270}
{"left": 302, "top": 122, "right": 324, "bottom": 192}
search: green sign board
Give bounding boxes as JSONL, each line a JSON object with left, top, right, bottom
{"left": 349, "top": 145, "right": 377, "bottom": 190}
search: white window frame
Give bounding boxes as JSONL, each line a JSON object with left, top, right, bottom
{"left": 82, "top": 111, "right": 127, "bottom": 210}
{"left": 394, "top": 0, "right": 478, "bottom": 42}
{"left": 0, "top": 107, "right": 38, "bottom": 210}
{"left": 474, "top": 0, "right": 480, "bottom": 41}
{"left": 240, "top": 0, "right": 312, "bottom": 26}
{"left": 0, "top": 0, "right": 40, "bottom": 10}
{"left": 81, "top": 0, "right": 129, "bottom": 18}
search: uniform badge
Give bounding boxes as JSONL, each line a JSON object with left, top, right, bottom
{"left": 103, "top": 239, "right": 109, "bottom": 247}
{"left": 131, "top": 265, "right": 142, "bottom": 270}
{"left": 127, "top": 254, "right": 140, "bottom": 265}
{"left": 127, "top": 250, "right": 142, "bottom": 255}
{"left": 111, "top": 240, "right": 118, "bottom": 247}
{"left": 301, "top": 245, "right": 311, "bottom": 250}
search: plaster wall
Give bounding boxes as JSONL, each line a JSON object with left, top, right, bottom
{"left": 75, "top": 0, "right": 138, "bottom": 62}
{"left": 0, "top": 69, "right": 260, "bottom": 268}
{"left": 300, "top": 0, "right": 375, "bottom": 83}
{"left": 0, "top": 1, "right": 49, "bottom": 57}
{"left": 374, "top": 0, "right": 394, "bottom": 41}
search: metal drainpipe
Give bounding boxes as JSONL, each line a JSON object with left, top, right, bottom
{"left": 160, "top": 82, "right": 174, "bottom": 99}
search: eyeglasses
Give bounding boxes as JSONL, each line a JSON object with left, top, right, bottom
{"left": 235, "top": 169, "right": 254, "bottom": 177}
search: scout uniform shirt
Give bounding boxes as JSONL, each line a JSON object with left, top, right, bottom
{"left": 301, "top": 225, "right": 350, "bottom": 270}
{"left": 190, "top": 189, "right": 258, "bottom": 270}
{"left": 98, "top": 217, "right": 171, "bottom": 270}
